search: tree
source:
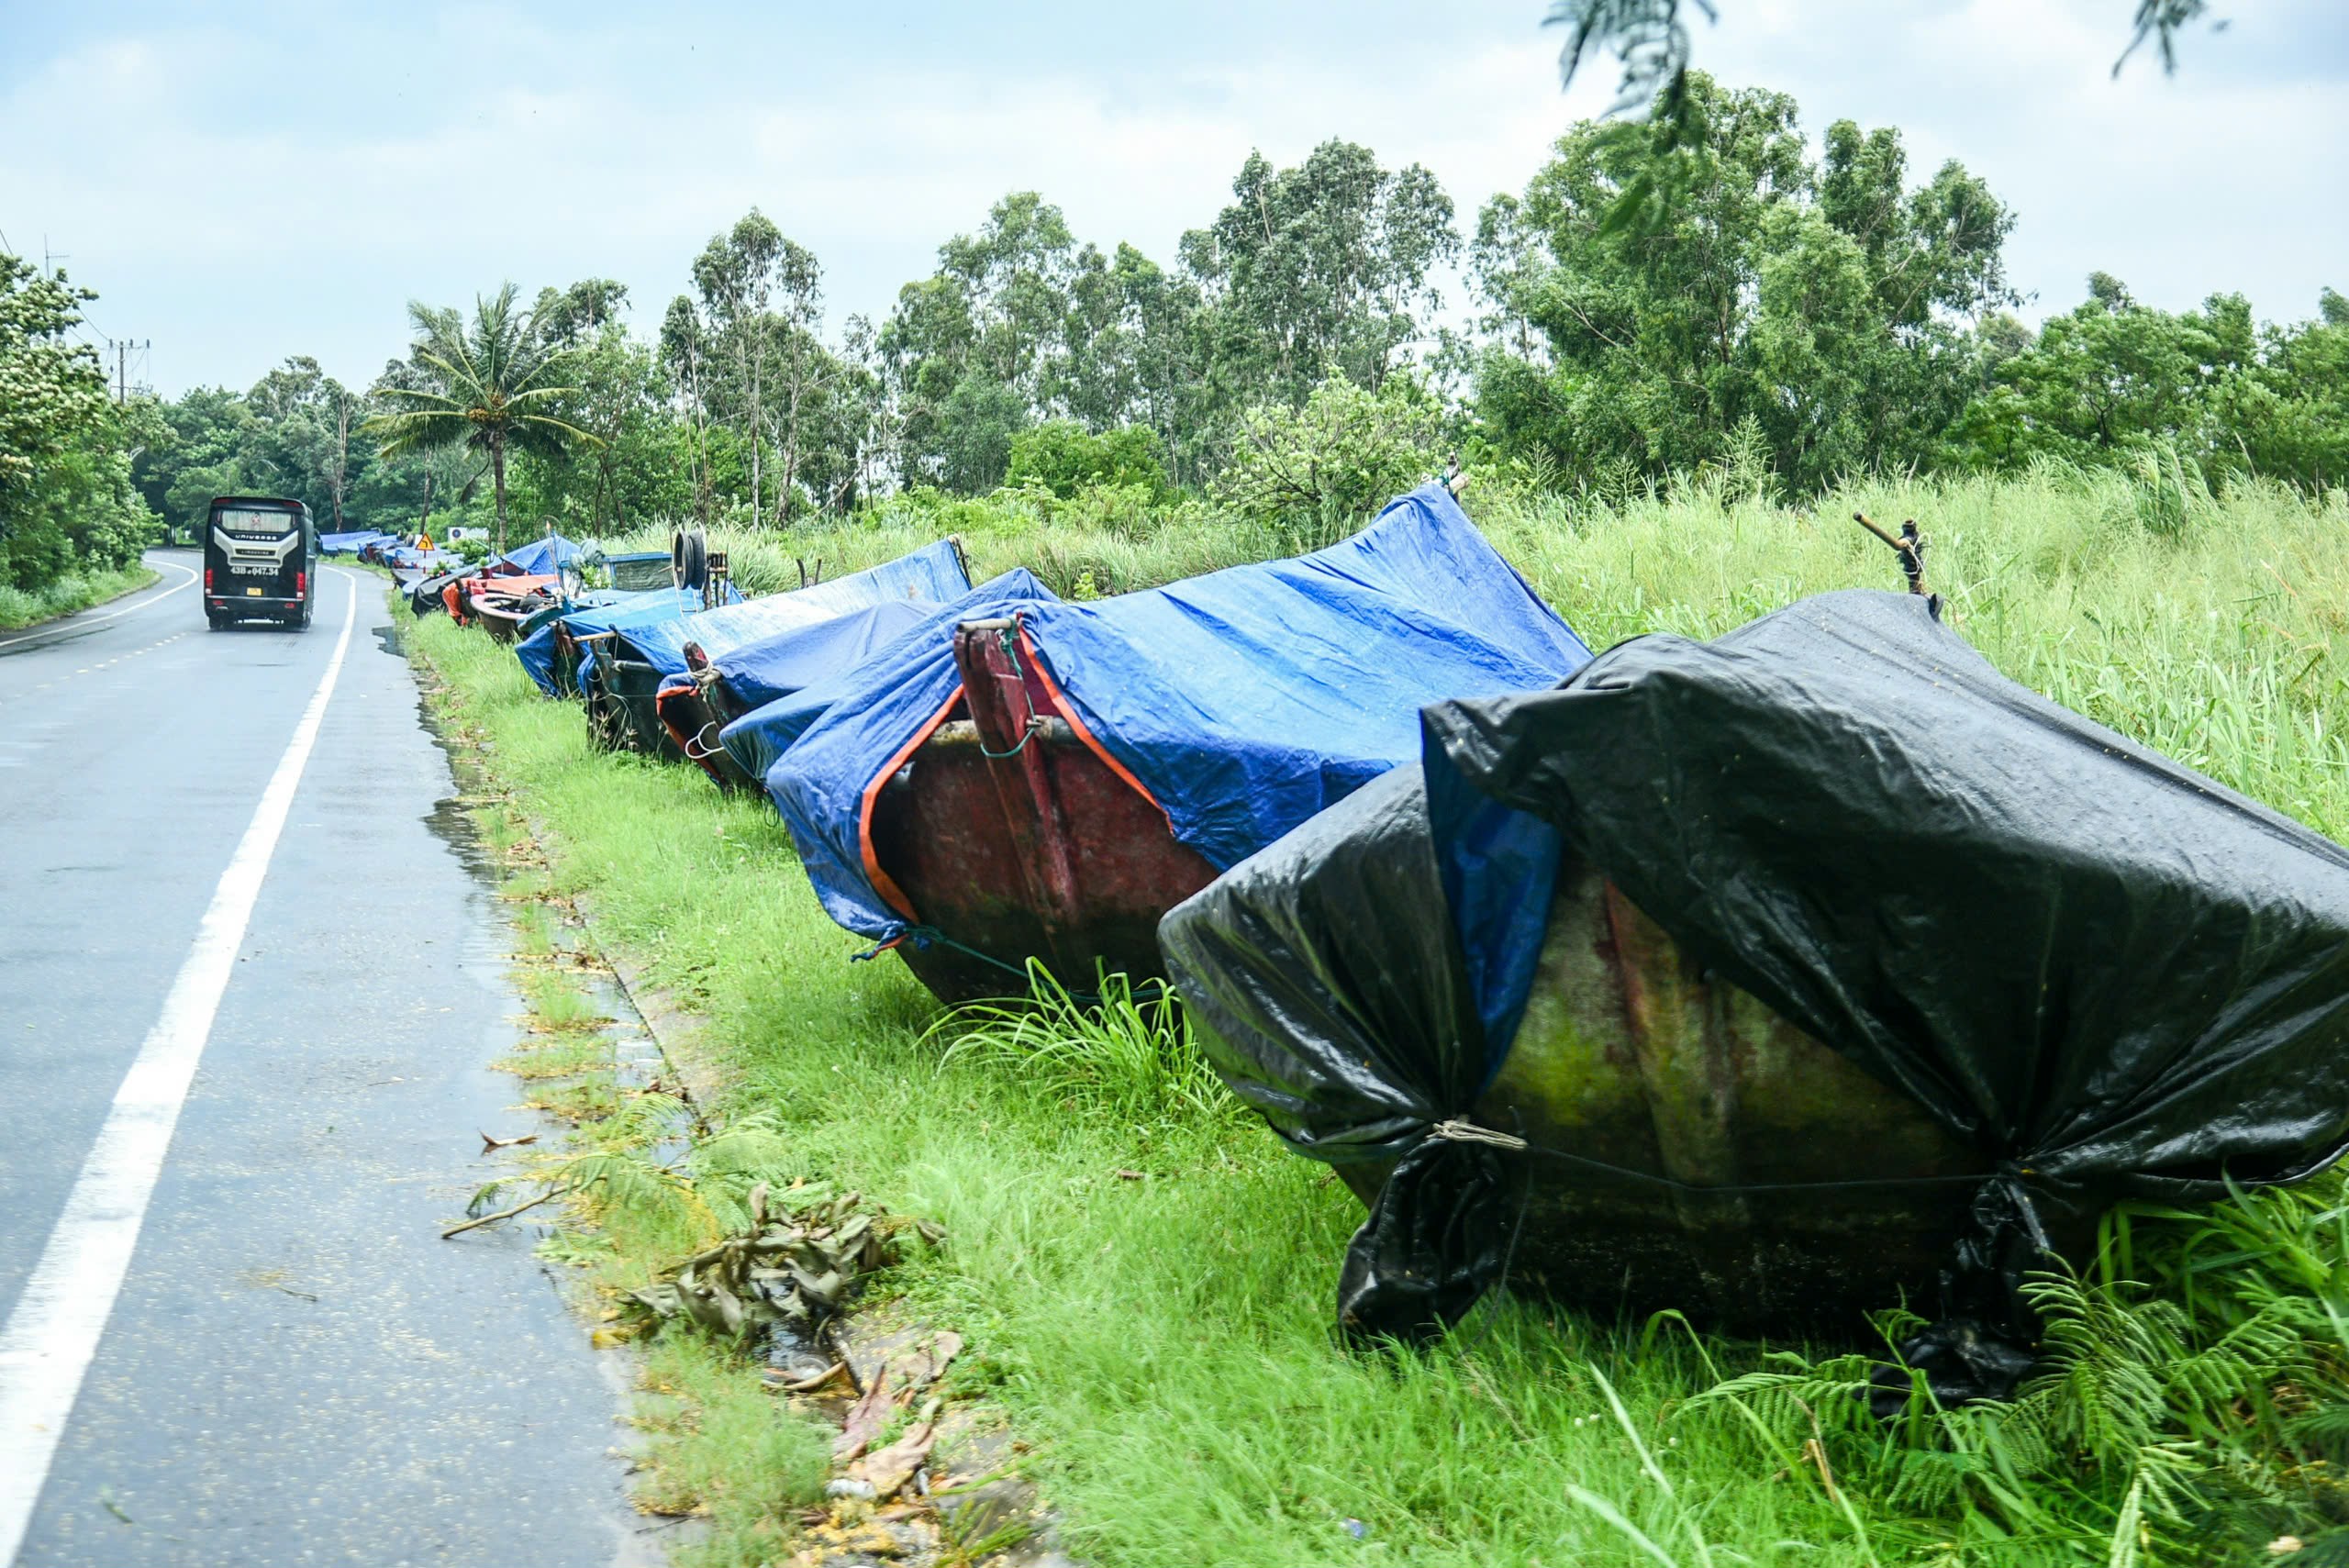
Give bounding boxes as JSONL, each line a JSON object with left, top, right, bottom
{"left": 685, "top": 211, "right": 823, "bottom": 524}
{"left": 1541, "top": 3, "right": 2221, "bottom": 237}
{"left": 0, "top": 254, "right": 157, "bottom": 588}
{"left": 1059, "top": 242, "right": 1212, "bottom": 484}
{"left": 1181, "top": 141, "right": 1459, "bottom": 409}
{"left": 240, "top": 357, "right": 368, "bottom": 528}
{"left": 1212, "top": 374, "right": 1445, "bottom": 546}
{"left": 881, "top": 193, "right": 1085, "bottom": 493}
{"left": 517, "top": 313, "right": 691, "bottom": 532}
{"left": 130, "top": 385, "right": 252, "bottom": 535}
{"left": 1473, "top": 74, "right": 2015, "bottom": 492}
{"left": 0, "top": 256, "right": 109, "bottom": 498}
{"left": 1951, "top": 280, "right": 2349, "bottom": 490}
{"left": 365, "top": 284, "right": 598, "bottom": 552}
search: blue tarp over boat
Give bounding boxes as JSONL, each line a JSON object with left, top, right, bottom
{"left": 499, "top": 533, "right": 584, "bottom": 575}
{"left": 515, "top": 586, "right": 711, "bottom": 697}
{"left": 612, "top": 539, "right": 971, "bottom": 677}
{"left": 708, "top": 600, "right": 939, "bottom": 714}
{"left": 718, "top": 572, "right": 1053, "bottom": 793}
{"left": 766, "top": 484, "right": 1594, "bottom": 944}
{"left": 384, "top": 545, "right": 459, "bottom": 572}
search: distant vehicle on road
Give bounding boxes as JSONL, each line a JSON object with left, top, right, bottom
{"left": 203, "top": 495, "right": 318, "bottom": 630}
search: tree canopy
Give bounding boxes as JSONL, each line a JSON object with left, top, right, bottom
{"left": 365, "top": 284, "right": 598, "bottom": 551}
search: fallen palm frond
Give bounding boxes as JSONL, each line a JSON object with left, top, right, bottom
{"left": 627, "top": 1187, "right": 941, "bottom": 1343}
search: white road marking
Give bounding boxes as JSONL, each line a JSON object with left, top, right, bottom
{"left": 0, "top": 558, "right": 200, "bottom": 651}
{"left": 0, "top": 574, "right": 359, "bottom": 1565}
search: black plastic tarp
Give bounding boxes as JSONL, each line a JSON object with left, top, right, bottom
{"left": 1162, "top": 589, "right": 2349, "bottom": 1390}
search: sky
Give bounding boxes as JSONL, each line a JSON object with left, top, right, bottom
{"left": 2, "top": 0, "right": 2343, "bottom": 398}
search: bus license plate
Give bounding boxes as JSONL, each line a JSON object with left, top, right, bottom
{"left": 230, "top": 562, "right": 275, "bottom": 574}
{"left": 246, "top": 586, "right": 263, "bottom": 596}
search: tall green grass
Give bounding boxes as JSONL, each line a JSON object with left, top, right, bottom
{"left": 413, "top": 465, "right": 2349, "bottom": 1567}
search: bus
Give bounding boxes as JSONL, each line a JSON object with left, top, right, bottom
{"left": 203, "top": 495, "right": 319, "bottom": 630}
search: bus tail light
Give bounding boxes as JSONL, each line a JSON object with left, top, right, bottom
{"left": 204, "top": 567, "right": 214, "bottom": 592}
{"left": 295, "top": 570, "right": 306, "bottom": 598}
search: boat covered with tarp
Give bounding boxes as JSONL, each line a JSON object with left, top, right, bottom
{"left": 765, "top": 484, "right": 1593, "bottom": 1003}
{"left": 1159, "top": 587, "right": 2349, "bottom": 1398}
{"left": 515, "top": 585, "right": 724, "bottom": 699}
{"left": 498, "top": 532, "right": 584, "bottom": 576}
{"left": 716, "top": 572, "right": 1051, "bottom": 796}
{"left": 636, "top": 541, "right": 971, "bottom": 776}
{"left": 661, "top": 600, "right": 937, "bottom": 787}
{"left": 589, "top": 540, "right": 972, "bottom": 760}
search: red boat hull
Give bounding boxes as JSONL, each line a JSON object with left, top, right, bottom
{"left": 863, "top": 618, "right": 1217, "bottom": 1006}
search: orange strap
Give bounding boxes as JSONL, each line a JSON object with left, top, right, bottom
{"left": 857, "top": 686, "right": 963, "bottom": 922}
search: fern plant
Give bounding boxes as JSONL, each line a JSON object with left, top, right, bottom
{"left": 1681, "top": 1170, "right": 2349, "bottom": 1564}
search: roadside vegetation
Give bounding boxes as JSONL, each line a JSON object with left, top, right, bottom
{"left": 0, "top": 562, "right": 156, "bottom": 631}
{"left": 410, "top": 461, "right": 2349, "bottom": 1567}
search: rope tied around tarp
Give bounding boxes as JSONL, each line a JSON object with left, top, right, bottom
{"left": 1412, "top": 1108, "right": 2003, "bottom": 1196}
{"left": 979, "top": 722, "right": 1041, "bottom": 760}
{"left": 1429, "top": 1118, "right": 1530, "bottom": 1151}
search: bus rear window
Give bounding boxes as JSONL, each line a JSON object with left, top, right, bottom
{"left": 215, "top": 507, "right": 297, "bottom": 534}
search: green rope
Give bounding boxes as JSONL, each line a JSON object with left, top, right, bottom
{"left": 977, "top": 621, "right": 1036, "bottom": 758}
{"left": 979, "top": 724, "right": 1038, "bottom": 760}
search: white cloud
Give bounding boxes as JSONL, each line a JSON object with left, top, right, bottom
{"left": 2, "top": 1, "right": 2340, "bottom": 396}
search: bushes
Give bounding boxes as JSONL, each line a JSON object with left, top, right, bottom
{"left": 0, "top": 563, "right": 158, "bottom": 631}
{"left": 1006, "top": 420, "right": 1173, "bottom": 503}
{"left": 1211, "top": 374, "right": 1447, "bottom": 546}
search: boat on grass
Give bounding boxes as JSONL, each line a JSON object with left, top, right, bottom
{"left": 763, "top": 484, "right": 1592, "bottom": 1006}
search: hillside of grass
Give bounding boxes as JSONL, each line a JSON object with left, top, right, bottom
{"left": 413, "top": 469, "right": 2349, "bottom": 1568}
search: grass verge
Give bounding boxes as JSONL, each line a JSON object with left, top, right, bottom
{"left": 0, "top": 562, "right": 160, "bottom": 630}
{"left": 410, "top": 472, "right": 2349, "bottom": 1567}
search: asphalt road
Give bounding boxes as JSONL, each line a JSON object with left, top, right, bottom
{"left": 0, "top": 552, "right": 655, "bottom": 1567}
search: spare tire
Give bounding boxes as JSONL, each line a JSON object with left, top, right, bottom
{"left": 672, "top": 528, "right": 707, "bottom": 592}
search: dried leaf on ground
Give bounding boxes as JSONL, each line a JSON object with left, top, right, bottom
{"left": 834, "top": 1365, "right": 898, "bottom": 1461}
{"left": 850, "top": 1420, "right": 937, "bottom": 1501}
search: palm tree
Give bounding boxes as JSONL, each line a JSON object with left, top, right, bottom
{"left": 365, "top": 284, "right": 598, "bottom": 554}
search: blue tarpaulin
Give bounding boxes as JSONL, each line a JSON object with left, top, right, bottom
{"left": 320, "top": 529, "right": 396, "bottom": 556}
{"left": 765, "top": 484, "right": 1593, "bottom": 943}
{"left": 384, "top": 545, "right": 459, "bottom": 572}
{"left": 610, "top": 539, "right": 971, "bottom": 678}
{"left": 514, "top": 586, "right": 710, "bottom": 697}
{"left": 711, "top": 600, "right": 938, "bottom": 714}
{"left": 718, "top": 572, "right": 1053, "bottom": 795}
{"left": 499, "top": 534, "right": 584, "bottom": 575}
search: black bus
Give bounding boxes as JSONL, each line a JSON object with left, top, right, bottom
{"left": 203, "top": 495, "right": 319, "bottom": 630}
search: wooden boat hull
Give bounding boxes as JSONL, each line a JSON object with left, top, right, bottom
{"left": 586, "top": 655, "right": 686, "bottom": 761}
{"left": 1334, "top": 861, "right": 2072, "bottom": 1333}
{"left": 462, "top": 575, "right": 556, "bottom": 640}
{"left": 868, "top": 619, "right": 1218, "bottom": 1005}
{"left": 657, "top": 679, "right": 759, "bottom": 792}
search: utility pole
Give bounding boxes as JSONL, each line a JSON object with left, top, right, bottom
{"left": 109, "top": 339, "right": 151, "bottom": 405}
